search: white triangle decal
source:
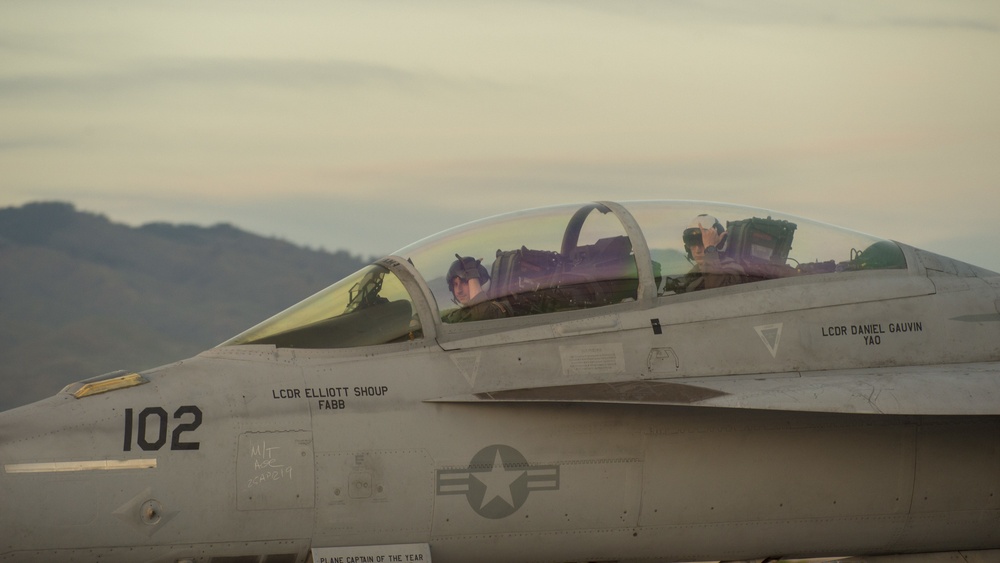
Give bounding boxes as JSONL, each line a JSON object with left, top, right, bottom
{"left": 451, "top": 352, "right": 481, "bottom": 387}
{"left": 755, "top": 323, "right": 783, "bottom": 358}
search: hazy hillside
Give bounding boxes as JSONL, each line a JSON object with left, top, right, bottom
{"left": 0, "top": 202, "right": 369, "bottom": 411}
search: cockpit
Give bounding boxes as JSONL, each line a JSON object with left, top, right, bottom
{"left": 221, "top": 201, "right": 907, "bottom": 349}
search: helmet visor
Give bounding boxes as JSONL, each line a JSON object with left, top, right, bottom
{"left": 682, "top": 227, "right": 704, "bottom": 247}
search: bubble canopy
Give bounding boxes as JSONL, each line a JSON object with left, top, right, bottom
{"left": 222, "top": 201, "right": 905, "bottom": 349}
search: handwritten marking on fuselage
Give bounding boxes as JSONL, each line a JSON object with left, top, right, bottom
{"left": 821, "top": 321, "right": 923, "bottom": 346}
{"left": 247, "top": 439, "right": 292, "bottom": 489}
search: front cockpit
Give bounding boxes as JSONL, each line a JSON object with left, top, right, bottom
{"left": 222, "top": 201, "right": 909, "bottom": 350}
{"left": 223, "top": 263, "right": 425, "bottom": 348}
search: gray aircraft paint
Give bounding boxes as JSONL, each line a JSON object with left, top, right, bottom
{"left": 1, "top": 200, "right": 999, "bottom": 563}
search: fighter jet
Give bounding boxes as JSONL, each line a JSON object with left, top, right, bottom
{"left": 2, "top": 200, "right": 999, "bottom": 563}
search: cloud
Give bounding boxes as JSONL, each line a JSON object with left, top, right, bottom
{"left": 0, "top": 57, "right": 439, "bottom": 100}
{"left": 555, "top": 0, "right": 999, "bottom": 33}
{"left": 0, "top": 135, "right": 78, "bottom": 152}
{"left": 879, "top": 16, "right": 999, "bottom": 34}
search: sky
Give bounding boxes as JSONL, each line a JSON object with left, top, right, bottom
{"left": 2, "top": 0, "right": 1000, "bottom": 271}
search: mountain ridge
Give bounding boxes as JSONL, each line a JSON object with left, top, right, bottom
{"left": 0, "top": 201, "right": 369, "bottom": 411}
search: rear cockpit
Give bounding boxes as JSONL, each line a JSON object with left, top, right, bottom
{"left": 222, "top": 201, "right": 909, "bottom": 349}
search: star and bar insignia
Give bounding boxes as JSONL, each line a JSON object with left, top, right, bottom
{"left": 436, "top": 444, "right": 560, "bottom": 519}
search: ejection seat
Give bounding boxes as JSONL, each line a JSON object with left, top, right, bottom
{"left": 486, "top": 234, "right": 639, "bottom": 317}
{"left": 724, "top": 217, "right": 801, "bottom": 282}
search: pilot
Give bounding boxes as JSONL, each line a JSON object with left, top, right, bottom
{"left": 442, "top": 255, "right": 510, "bottom": 322}
{"left": 448, "top": 255, "right": 488, "bottom": 305}
{"left": 680, "top": 214, "right": 746, "bottom": 292}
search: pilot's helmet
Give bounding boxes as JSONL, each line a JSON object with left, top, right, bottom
{"left": 447, "top": 256, "right": 490, "bottom": 292}
{"left": 682, "top": 214, "right": 724, "bottom": 248}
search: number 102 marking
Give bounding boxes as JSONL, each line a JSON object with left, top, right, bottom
{"left": 123, "top": 406, "right": 203, "bottom": 451}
